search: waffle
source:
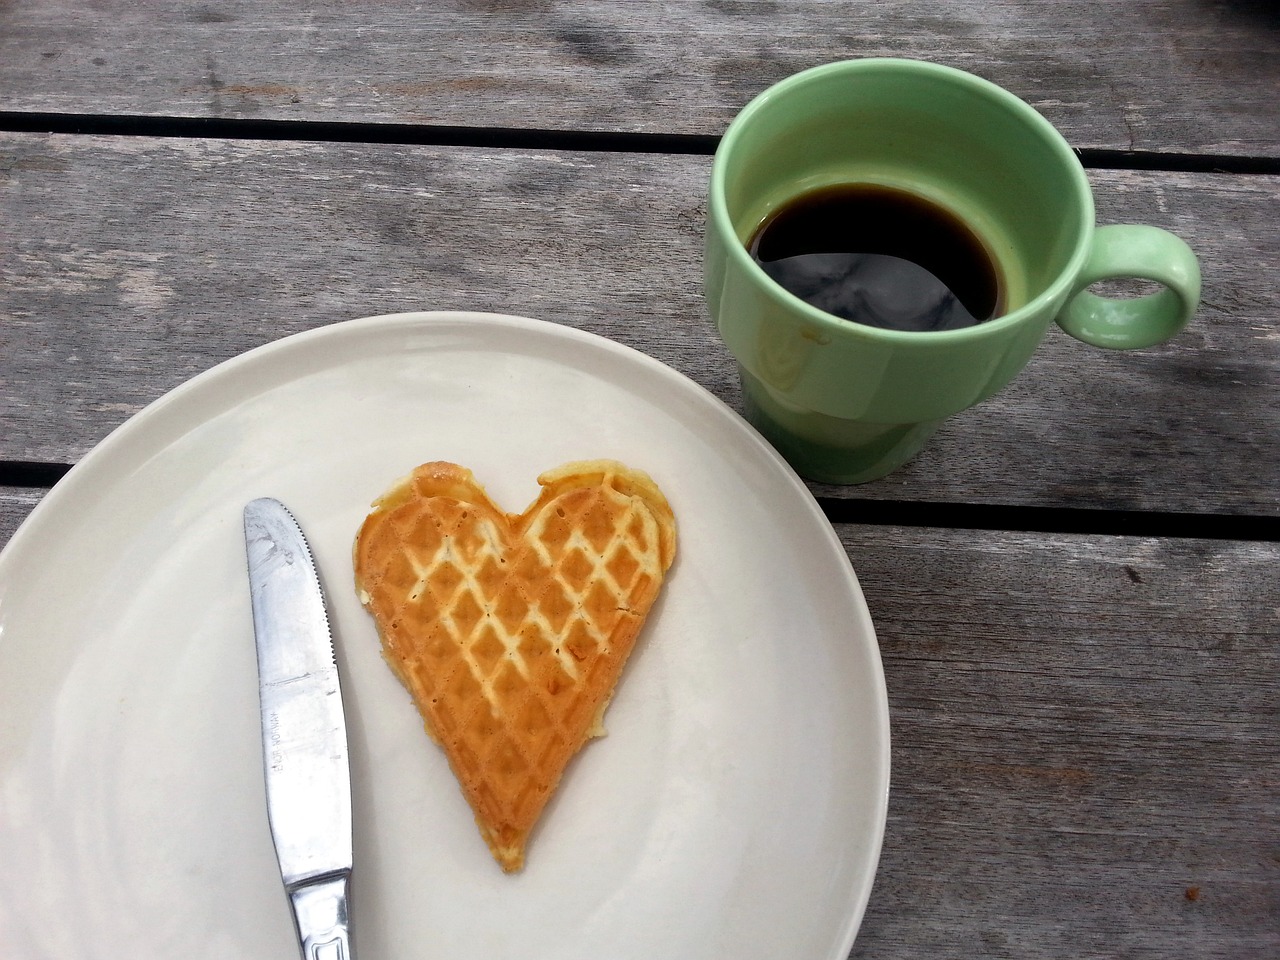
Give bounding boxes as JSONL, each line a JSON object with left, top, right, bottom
{"left": 353, "top": 460, "right": 677, "bottom": 872}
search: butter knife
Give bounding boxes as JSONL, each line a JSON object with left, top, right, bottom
{"left": 244, "top": 498, "right": 354, "bottom": 960}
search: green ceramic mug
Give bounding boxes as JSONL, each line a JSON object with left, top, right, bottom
{"left": 705, "top": 58, "right": 1201, "bottom": 484}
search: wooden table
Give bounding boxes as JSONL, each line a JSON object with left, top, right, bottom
{"left": 2, "top": 2, "right": 1277, "bottom": 957}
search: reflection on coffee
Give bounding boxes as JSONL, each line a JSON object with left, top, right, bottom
{"left": 748, "top": 184, "right": 1003, "bottom": 332}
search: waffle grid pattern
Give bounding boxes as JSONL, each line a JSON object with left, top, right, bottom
{"left": 354, "top": 461, "right": 675, "bottom": 871}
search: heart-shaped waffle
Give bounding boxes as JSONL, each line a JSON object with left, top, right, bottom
{"left": 353, "top": 460, "right": 677, "bottom": 872}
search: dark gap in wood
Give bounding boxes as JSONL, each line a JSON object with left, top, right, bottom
{"left": 0, "top": 459, "right": 1275, "bottom": 542}
{"left": 1074, "top": 148, "right": 1280, "bottom": 175}
{"left": 817, "top": 497, "right": 1280, "bottom": 542}
{"left": 0, "top": 111, "right": 719, "bottom": 155}
{"left": 0, "top": 461, "right": 71, "bottom": 487}
{"left": 2, "top": 111, "right": 1278, "bottom": 173}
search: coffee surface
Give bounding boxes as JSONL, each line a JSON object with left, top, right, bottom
{"left": 748, "top": 184, "right": 1002, "bottom": 332}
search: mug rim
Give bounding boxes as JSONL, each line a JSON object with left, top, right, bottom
{"left": 708, "top": 57, "right": 1096, "bottom": 342}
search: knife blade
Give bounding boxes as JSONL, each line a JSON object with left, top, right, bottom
{"left": 244, "top": 497, "right": 354, "bottom": 960}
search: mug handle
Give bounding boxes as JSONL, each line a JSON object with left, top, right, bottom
{"left": 1056, "top": 224, "right": 1201, "bottom": 349}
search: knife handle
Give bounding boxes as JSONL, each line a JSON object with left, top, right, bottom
{"left": 288, "top": 873, "right": 353, "bottom": 960}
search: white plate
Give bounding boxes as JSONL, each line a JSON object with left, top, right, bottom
{"left": 0, "top": 311, "right": 889, "bottom": 960}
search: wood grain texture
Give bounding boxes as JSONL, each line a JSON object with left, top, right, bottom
{"left": 2, "top": 133, "right": 1277, "bottom": 514}
{"left": 0, "top": 489, "right": 45, "bottom": 551}
{"left": 844, "top": 525, "right": 1279, "bottom": 960}
{"left": 0, "top": 0, "right": 1277, "bottom": 156}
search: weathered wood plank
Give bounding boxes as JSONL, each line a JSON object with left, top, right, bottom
{"left": 0, "top": 489, "right": 45, "bottom": 551}
{"left": 844, "top": 525, "right": 1279, "bottom": 960}
{"left": 0, "top": 0, "right": 1276, "bottom": 156}
{"left": 1, "top": 133, "right": 1277, "bottom": 514}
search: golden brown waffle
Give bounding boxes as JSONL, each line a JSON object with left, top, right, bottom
{"left": 353, "top": 460, "right": 677, "bottom": 872}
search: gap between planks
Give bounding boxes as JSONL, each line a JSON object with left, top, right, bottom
{"left": 1, "top": 462, "right": 1277, "bottom": 542}
{"left": 0, "top": 111, "right": 1278, "bottom": 174}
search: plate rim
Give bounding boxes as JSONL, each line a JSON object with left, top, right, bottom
{"left": 0, "top": 310, "right": 890, "bottom": 958}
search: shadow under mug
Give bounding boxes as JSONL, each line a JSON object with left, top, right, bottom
{"left": 705, "top": 58, "right": 1201, "bottom": 484}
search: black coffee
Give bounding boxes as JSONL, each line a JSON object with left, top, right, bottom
{"left": 748, "top": 184, "right": 1003, "bottom": 332}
